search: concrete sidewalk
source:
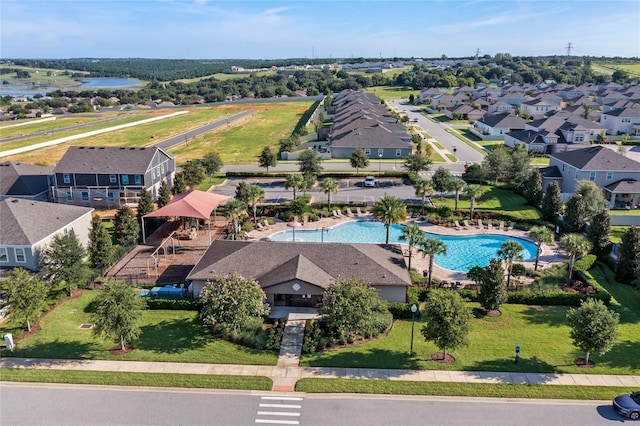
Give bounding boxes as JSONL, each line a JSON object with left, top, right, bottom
{"left": 2, "top": 357, "right": 639, "bottom": 391}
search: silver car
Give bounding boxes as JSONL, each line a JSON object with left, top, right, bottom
{"left": 613, "top": 391, "right": 640, "bottom": 420}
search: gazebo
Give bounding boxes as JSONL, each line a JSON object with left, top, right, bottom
{"left": 142, "top": 190, "right": 230, "bottom": 244}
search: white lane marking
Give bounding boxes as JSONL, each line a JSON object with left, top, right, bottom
{"left": 259, "top": 404, "right": 301, "bottom": 409}
{"left": 255, "top": 420, "right": 299, "bottom": 425}
{"left": 261, "top": 396, "right": 303, "bottom": 401}
{"left": 257, "top": 412, "right": 301, "bottom": 417}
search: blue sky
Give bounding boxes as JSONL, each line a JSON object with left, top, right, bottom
{"left": 2, "top": 0, "right": 639, "bottom": 59}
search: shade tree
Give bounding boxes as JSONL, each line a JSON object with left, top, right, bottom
{"left": 39, "top": 230, "right": 91, "bottom": 296}
{"left": 566, "top": 299, "right": 619, "bottom": 367}
{"left": 1, "top": 268, "right": 47, "bottom": 332}
{"left": 421, "top": 289, "right": 472, "bottom": 361}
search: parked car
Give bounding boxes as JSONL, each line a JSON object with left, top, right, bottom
{"left": 363, "top": 176, "right": 376, "bottom": 187}
{"left": 613, "top": 391, "right": 640, "bottom": 420}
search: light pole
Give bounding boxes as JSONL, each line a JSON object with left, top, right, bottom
{"left": 410, "top": 303, "right": 418, "bottom": 356}
{"left": 378, "top": 153, "right": 383, "bottom": 175}
{"left": 235, "top": 152, "right": 239, "bottom": 164}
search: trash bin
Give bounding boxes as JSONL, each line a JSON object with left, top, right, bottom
{"left": 423, "top": 270, "right": 429, "bottom": 278}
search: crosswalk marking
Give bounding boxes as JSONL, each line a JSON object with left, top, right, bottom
{"left": 261, "top": 396, "right": 303, "bottom": 401}
{"left": 257, "top": 412, "right": 301, "bottom": 417}
{"left": 259, "top": 404, "right": 301, "bottom": 409}
{"left": 255, "top": 396, "right": 303, "bottom": 425}
{"left": 255, "top": 420, "right": 299, "bottom": 425}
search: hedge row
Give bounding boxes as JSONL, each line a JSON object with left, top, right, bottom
{"left": 145, "top": 298, "right": 202, "bottom": 310}
{"left": 388, "top": 302, "right": 421, "bottom": 319}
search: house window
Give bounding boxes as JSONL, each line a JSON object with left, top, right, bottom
{"left": 161, "top": 164, "right": 165, "bottom": 174}
{"left": 109, "top": 174, "right": 117, "bottom": 183}
{"left": 81, "top": 191, "right": 89, "bottom": 201}
{"left": 66, "top": 190, "right": 74, "bottom": 201}
{"left": 606, "top": 172, "right": 613, "bottom": 181}
{"left": 562, "top": 164, "right": 565, "bottom": 172}
{"left": 121, "top": 175, "right": 129, "bottom": 185}
{"left": 63, "top": 174, "right": 70, "bottom": 184}
{"left": 377, "top": 149, "right": 384, "bottom": 157}
{"left": 575, "top": 135, "right": 584, "bottom": 142}
{"left": 134, "top": 175, "right": 142, "bottom": 185}
{"left": 589, "top": 172, "right": 596, "bottom": 181}
{"left": 15, "top": 248, "right": 26, "bottom": 263}
{"left": 107, "top": 191, "right": 115, "bottom": 202}
{"left": 396, "top": 149, "right": 402, "bottom": 157}
{"left": 151, "top": 169, "right": 156, "bottom": 179}
{"left": 0, "top": 247, "right": 7, "bottom": 262}
{"left": 364, "top": 149, "right": 371, "bottom": 156}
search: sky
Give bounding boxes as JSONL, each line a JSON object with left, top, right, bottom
{"left": 2, "top": 0, "right": 639, "bottom": 59}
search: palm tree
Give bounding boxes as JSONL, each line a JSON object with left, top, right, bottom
{"left": 413, "top": 178, "right": 434, "bottom": 216}
{"left": 559, "top": 234, "right": 592, "bottom": 286}
{"left": 224, "top": 199, "right": 248, "bottom": 240}
{"left": 246, "top": 184, "right": 266, "bottom": 224}
{"left": 529, "top": 226, "right": 554, "bottom": 271}
{"left": 285, "top": 174, "right": 305, "bottom": 200}
{"left": 450, "top": 178, "right": 466, "bottom": 213}
{"left": 497, "top": 240, "right": 524, "bottom": 289}
{"left": 321, "top": 178, "right": 339, "bottom": 210}
{"left": 371, "top": 195, "right": 408, "bottom": 244}
{"left": 464, "top": 184, "right": 484, "bottom": 220}
{"left": 400, "top": 224, "right": 425, "bottom": 271}
{"left": 419, "top": 237, "right": 447, "bottom": 288}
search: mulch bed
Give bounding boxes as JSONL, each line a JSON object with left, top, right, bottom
{"left": 109, "top": 345, "right": 134, "bottom": 356}
{"left": 574, "top": 358, "right": 596, "bottom": 368}
{"left": 478, "top": 308, "right": 502, "bottom": 317}
{"left": 430, "top": 352, "right": 455, "bottom": 364}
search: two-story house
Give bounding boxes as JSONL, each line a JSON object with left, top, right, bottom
{"left": 0, "top": 161, "right": 54, "bottom": 201}
{"left": 600, "top": 104, "right": 640, "bottom": 136}
{"left": 52, "top": 146, "right": 175, "bottom": 208}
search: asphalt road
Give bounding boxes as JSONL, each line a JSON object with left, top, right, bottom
{"left": 0, "top": 383, "right": 620, "bottom": 426}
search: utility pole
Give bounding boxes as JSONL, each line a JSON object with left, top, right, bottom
{"left": 566, "top": 42, "right": 572, "bottom": 57}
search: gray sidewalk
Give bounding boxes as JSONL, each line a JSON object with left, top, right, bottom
{"left": 2, "top": 357, "right": 639, "bottom": 391}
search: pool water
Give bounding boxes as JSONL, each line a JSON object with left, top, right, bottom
{"left": 268, "top": 220, "right": 538, "bottom": 272}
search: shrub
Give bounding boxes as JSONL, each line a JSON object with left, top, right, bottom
{"left": 574, "top": 254, "right": 597, "bottom": 273}
{"left": 436, "top": 205, "right": 452, "bottom": 219}
{"left": 145, "top": 298, "right": 202, "bottom": 310}
{"left": 388, "top": 302, "right": 420, "bottom": 319}
{"left": 511, "top": 263, "right": 527, "bottom": 276}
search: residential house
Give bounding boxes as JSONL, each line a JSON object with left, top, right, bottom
{"left": 520, "top": 98, "right": 560, "bottom": 119}
{"left": 52, "top": 146, "right": 175, "bottom": 208}
{"left": 600, "top": 104, "right": 640, "bottom": 136}
{"left": 0, "top": 198, "right": 93, "bottom": 271}
{"left": 443, "top": 104, "right": 485, "bottom": 121}
{"left": 473, "top": 112, "right": 526, "bottom": 138}
{"left": 542, "top": 146, "right": 640, "bottom": 208}
{"left": 187, "top": 241, "right": 411, "bottom": 305}
{"left": 0, "top": 161, "right": 54, "bottom": 201}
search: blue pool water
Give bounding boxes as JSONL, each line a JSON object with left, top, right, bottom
{"left": 268, "top": 220, "right": 538, "bottom": 272}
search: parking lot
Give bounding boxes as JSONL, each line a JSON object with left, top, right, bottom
{"left": 213, "top": 177, "right": 423, "bottom": 205}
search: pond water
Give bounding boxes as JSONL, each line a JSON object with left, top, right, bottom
{"left": 1, "top": 78, "right": 144, "bottom": 97}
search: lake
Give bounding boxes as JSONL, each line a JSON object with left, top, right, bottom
{"left": 0, "top": 78, "right": 145, "bottom": 97}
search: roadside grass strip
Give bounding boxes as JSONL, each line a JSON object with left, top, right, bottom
{"left": 0, "top": 368, "right": 272, "bottom": 390}
{"left": 296, "top": 379, "right": 636, "bottom": 400}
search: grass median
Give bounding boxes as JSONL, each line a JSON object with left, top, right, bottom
{"left": 0, "top": 368, "right": 272, "bottom": 390}
{"left": 296, "top": 378, "right": 633, "bottom": 400}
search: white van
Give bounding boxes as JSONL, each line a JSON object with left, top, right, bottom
{"left": 364, "top": 176, "right": 376, "bottom": 187}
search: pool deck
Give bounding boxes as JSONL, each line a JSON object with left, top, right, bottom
{"left": 246, "top": 215, "right": 563, "bottom": 285}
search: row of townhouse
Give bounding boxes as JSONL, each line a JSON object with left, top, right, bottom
{"left": 325, "top": 90, "right": 412, "bottom": 160}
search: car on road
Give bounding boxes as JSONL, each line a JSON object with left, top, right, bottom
{"left": 363, "top": 176, "right": 376, "bottom": 187}
{"left": 613, "top": 391, "right": 640, "bottom": 420}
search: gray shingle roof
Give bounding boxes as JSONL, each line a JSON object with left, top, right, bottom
{"left": 603, "top": 179, "right": 640, "bottom": 193}
{"left": 53, "top": 146, "right": 172, "bottom": 175}
{"left": 478, "top": 112, "right": 526, "bottom": 129}
{"left": 0, "top": 162, "right": 53, "bottom": 197}
{"left": 551, "top": 146, "right": 640, "bottom": 171}
{"left": 0, "top": 198, "right": 93, "bottom": 245}
{"left": 188, "top": 241, "right": 411, "bottom": 288}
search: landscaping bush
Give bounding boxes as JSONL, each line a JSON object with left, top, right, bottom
{"left": 388, "top": 302, "right": 420, "bottom": 319}
{"left": 574, "top": 254, "right": 597, "bottom": 273}
{"left": 436, "top": 205, "right": 452, "bottom": 219}
{"left": 145, "top": 298, "right": 202, "bottom": 310}
{"left": 264, "top": 318, "right": 286, "bottom": 350}
{"left": 506, "top": 289, "right": 610, "bottom": 306}
{"left": 511, "top": 263, "right": 527, "bottom": 277}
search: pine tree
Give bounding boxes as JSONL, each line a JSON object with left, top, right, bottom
{"left": 113, "top": 205, "right": 140, "bottom": 247}
{"left": 88, "top": 214, "right": 114, "bottom": 269}
{"left": 541, "top": 181, "right": 563, "bottom": 221}
{"left": 616, "top": 226, "right": 640, "bottom": 284}
{"left": 39, "top": 230, "right": 90, "bottom": 296}
{"left": 173, "top": 172, "right": 187, "bottom": 194}
{"left": 586, "top": 210, "right": 611, "bottom": 257}
{"left": 478, "top": 258, "right": 508, "bottom": 312}
{"left": 523, "top": 168, "right": 543, "bottom": 206}
{"left": 563, "top": 194, "right": 587, "bottom": 233}
{"left": 257, "top": 147, "right": 277, "bottom": 173}
{"left": 136, "top": 188, "right": 154, "bottom": 219}
{"left": 157, "top": 180, "right": 171, "bottom": 208}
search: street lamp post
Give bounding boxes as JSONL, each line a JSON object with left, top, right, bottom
{"left": 410, "top": 303, "right": 418, "bottom": 356}
{"left": 378, "top": 153, "right": 383, "bottom": 175}
{"left": 235, "top": 152, "right": 239, "bottom": 164}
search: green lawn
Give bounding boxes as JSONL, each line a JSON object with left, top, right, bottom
{"left": 610, "top": 209, "right": 640, "bottom": 216}
{"left": 432, "top": 186, "right": 541, "bottom": 220}
{"left": 531, "top": 157, "right": 550, "bottom": 166}
{"left": 0, "top": 368, "right": 272, "bottom": 390}
{"left": 296, "top": 379, "right": 635, "bottom": 400}
{"left": 0, "top": 291, "right": 278, "bottom": 365}
{"left": 0, "top": 116, "right": 112, "bottom": 138}
{"left": 300, "top": 297, "right": 639, "bottom": 375}
{"left": 365, "top": 86, "right": 418, "bottom": 100}
{"left": 610, "top": 226, "right": 630, "bottom": 244}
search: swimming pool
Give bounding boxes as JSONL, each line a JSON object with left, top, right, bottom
{"left": 268, "top": 220, "right": 538, "bottom": 272}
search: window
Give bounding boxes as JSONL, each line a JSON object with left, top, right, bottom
{"left": 161, "top": 164, "right": 165, "bottom": 174}
{"left": 107, "top": 191, "right": 115, "bottom": 202}
{"left": 562, "top": 164, "right": 565, "bottom": 172}
{"left": 151, "top": 169, "right": 156, "bottom": 179}
{"left": 121, "top": 175, "right": 129, "bottom": 184}
{"left": 377, "top": 149, "right": 384, "bottom": 157}
{"left": 66, "top": 190, "right": 74, "bottom": 201}
{"left": 606, "top": 172, "right": 613, "bottom": 181}
{"left": 81, "top": 191, "right": 89, "bottom": 201}
{"left": 575, "top": 135, "right": 584, "bottom": 142}
{"left": 134, "top": 175, "right": 142, "bottom": 185}
{"left": 15, "top": 248, "right": 26, "bottom": 263}
{"left": 589, "top": 172, "right": 596, "bottom": 181}
{"left": 0, "top": 247, "right": 7, "bottom": 262}
{"left": 364, "top": 149, "right": 371, "bottom": 156}
{"left": 109, "top": 174, "right": 117, "bottom": 183}
{"left": 63, "top": 174, "right": 70, "bottom": 184}
{"left": 396, "top": 149, "right": 402, "bottom": 157}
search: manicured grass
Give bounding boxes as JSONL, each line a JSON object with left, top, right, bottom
{"left": 300, "top": 300, "right": 638, "bottom": 375}
{"left": 168, "top": 102, "right": 314, "bottom": 164}
{"left": 609, "top": 209, "right": 640, "bottom": 216}
{"left": 0, "top": 291, "right": 278, "bottom": 365}
{"left": 193, "top": 175, "right": 226, "bottom": 191}
{"left": 431, "top": 185, "right": 542, "bottom": 220}
{"left": 432, "top": 141, "right": 445, "bottom": 150}
{"left": 531, "top": 157, "right": 550, "bottom": 166}
{"left": 610, "top": 226, "right": 630, "bottom": 243}
{"left": 296, "top": 379, "right": 635, "bottom": 400}
{"left": 477, "top": 140, "right": 503, "bottom": 149}
{"left": 445, "top": 128, "right": 488, "bottom": 156}
{"left": 0, "top": 368, "right": 272, "bottom": 390}
{"left": 445, "top": 153, "right": 457, "bottom": 162}
{"left": 365, "top": 86, "right": 418, "bottom": 100}
{"left": 0, "top": 116, "right": 109, "bottom": 138}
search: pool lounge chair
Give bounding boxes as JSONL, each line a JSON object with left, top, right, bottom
{"left": 477, "top": 219, "right": 484, "bottom": 229}
{"left": 498, "top": 221, "right": 505, "bottom": 231}
{"left": 332, "top": 210, "right": 341, "bottom": 219}
{"left": 487, "top": 220, "right": 494, "bottom": 231}
{"left": 505, "top": 221, "right": 514, "bottom": 231}
{"left": 346, "top": 208, "right": 354, "bottom": 217}
{"left": 463, "top": 220, "right": 471, "bottom": 228}
{"left": 454, "top": 220, "right": 462, "bottom": 230}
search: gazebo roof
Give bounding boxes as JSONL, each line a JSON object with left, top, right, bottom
{"left": 144, "top": 190, "right": 229, "bottom": 220}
